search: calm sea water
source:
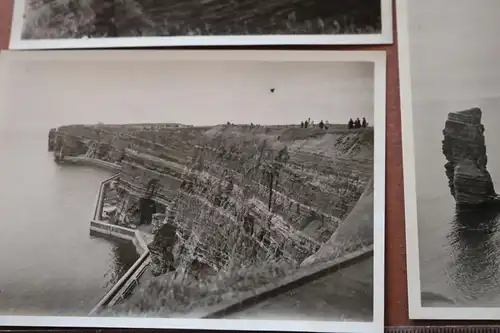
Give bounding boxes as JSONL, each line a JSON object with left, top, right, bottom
{"left": 0, "top": 130, "right": 139, "bottom": 316}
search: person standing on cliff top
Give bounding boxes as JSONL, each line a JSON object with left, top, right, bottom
{"left": 362, "top": 117, "right": 367, "bottom": 128}
{"left": 348, "top": 118, "right": 354, "bottom": 129}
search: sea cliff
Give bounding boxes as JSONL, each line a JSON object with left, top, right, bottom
{"left": 48, "top": 122, "right": 374, "bottom": 315}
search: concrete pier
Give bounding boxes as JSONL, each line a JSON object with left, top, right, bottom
{"left": 88, "top": 174, "right": 152, "bottom": 314}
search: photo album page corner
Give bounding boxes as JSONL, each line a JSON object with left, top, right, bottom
{"left": 9, "top": 0, "right": 392, "bottom": 49}
{"left": 398, "top": 0, "right": 500, "bottom": 321}
{"left": 0, "top": 50, "right": 386, "bottom": 333}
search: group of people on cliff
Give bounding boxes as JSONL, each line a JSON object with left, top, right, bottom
{"left": 348, "top": 117, "right": 368, "bottom": 129}
{"left": 300, "top": 118, "right": 329, "bottom": 130}
{"left": 299, "top": 117, "right": 368, "bottom": 130}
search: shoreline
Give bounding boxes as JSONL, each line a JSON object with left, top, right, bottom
{"left": 59, "top": 156, "right": 122, "bottom": 172}
{"left": 50, "top": 153, "right": 154, "bottom": 314}
{"left": 87, "top": 173, "right": 152, "bottom": 315}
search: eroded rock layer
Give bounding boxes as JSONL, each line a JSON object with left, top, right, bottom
{"left": 49, "top": 123, "right": 373, "bottom": 277}
{"left": 442, "top": 108, "right": 497, "bottom": 206}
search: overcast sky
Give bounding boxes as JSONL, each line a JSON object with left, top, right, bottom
{"left": 0, "top": 57, "right": 374, "bottom": 132}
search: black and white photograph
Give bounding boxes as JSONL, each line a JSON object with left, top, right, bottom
{"left": 0, "top": 50, "right": 385, "bottom": 332}
{"left": 398, "top": 0, "right": 500, "bottom": 320}
{"left": 8, "top": 0, "right": 392, "bottom": 49}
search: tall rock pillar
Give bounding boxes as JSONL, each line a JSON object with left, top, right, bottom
{"left": 442, "top": 107, "right": 497, "bottom": 207}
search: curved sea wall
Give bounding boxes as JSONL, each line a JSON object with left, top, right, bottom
{"left": 49, "top": 123, "right": 374, "bottom": 316}
{"left": 87, "top": 175, "right": 151, "bottom": 315}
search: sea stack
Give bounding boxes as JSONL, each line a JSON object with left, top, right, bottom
{"left": 442, "top": 107, "right": 497, "bottom": 207}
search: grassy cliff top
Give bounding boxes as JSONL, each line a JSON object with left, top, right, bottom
{"left": 24, "top": 0, "right": 381, "bottom": 39}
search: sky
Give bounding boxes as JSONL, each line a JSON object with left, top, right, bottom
{"left": 0, "top": 57, "right": 374, "bottom": 133}
{"left": 408, "top": 0, "right": 500, "bottom": 199}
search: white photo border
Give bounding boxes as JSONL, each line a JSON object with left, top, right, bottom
{"left": 8, "top": 0, "right": 393, "bottom": 49}
{"left": 0, "top": 50, "right": 387, "bottom": 333}
{"left": 397, "top": 0, "right": 500, "bottom": 320}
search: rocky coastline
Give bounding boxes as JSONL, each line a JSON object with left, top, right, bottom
{"left": 48, "top": 122, "right": 374, "bottom": 315}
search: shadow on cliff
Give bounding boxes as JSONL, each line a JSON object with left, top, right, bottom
{"left": 300, "top": 177, "right": 374, "bottom": 267}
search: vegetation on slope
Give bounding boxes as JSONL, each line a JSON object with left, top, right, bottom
{"left": 23, "top": 0, "right": 381, "bottom": 39}
{"left": 104, "top": 258, "right": 298, "bottom": 317}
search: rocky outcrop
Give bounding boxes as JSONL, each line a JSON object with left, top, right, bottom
{"left": 147, "top": 223, "right": 177, "bottom": 276}
{"left": 442, "top": 108, "right": 497, "bottom": 207}
{"left": 48, "top": 128, "right": 57, "bottom": 152}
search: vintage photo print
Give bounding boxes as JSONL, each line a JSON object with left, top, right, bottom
{"left": 0, "top": 50, "right": 386, "bottom": 332}
{"left": 399, "top": 0, "right": 500, "bottom": 320}
{"left": 8, "top": 0, "right": 393, "bottom": 49}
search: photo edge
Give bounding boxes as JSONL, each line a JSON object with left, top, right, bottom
{"left": 371, "top": 49, "right": 387, "bottom": 333}
{"left": 395, "top": 0, "right": 426, "bottom": 319}
{"left": 0, "top": 49, "right": 389, "bottom": 63}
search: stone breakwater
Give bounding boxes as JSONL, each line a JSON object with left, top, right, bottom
{"left": 442, "top": 108, "right": 498, "bottom": 207}
{"left": 88, "top": 175, "right": 152, "bottom": 315}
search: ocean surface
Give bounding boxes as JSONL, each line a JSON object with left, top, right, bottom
{"left": 416, "top": 104, "right": 500, "bottom": 307}
{"left": 0, "top": 129, "right": 139, "bottom": 316}
{"left": 408, "top": 0, "right": 500, "bottom": 307}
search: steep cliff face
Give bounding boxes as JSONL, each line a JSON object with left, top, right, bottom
{"left": 49, "top": 123, "right": 373, "bottom": 280}
{"left": 442, "top": 108, "right": 497, "bottom": 206}
{"left": 149, "top": 125, "right": 372, "bottom": 274}
{"left": 148, "top": 222, "right": 176, "bottom": 276}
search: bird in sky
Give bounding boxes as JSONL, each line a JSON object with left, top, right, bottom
{"left": 270, "top": 88, "right": 275, "bottom": 93}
